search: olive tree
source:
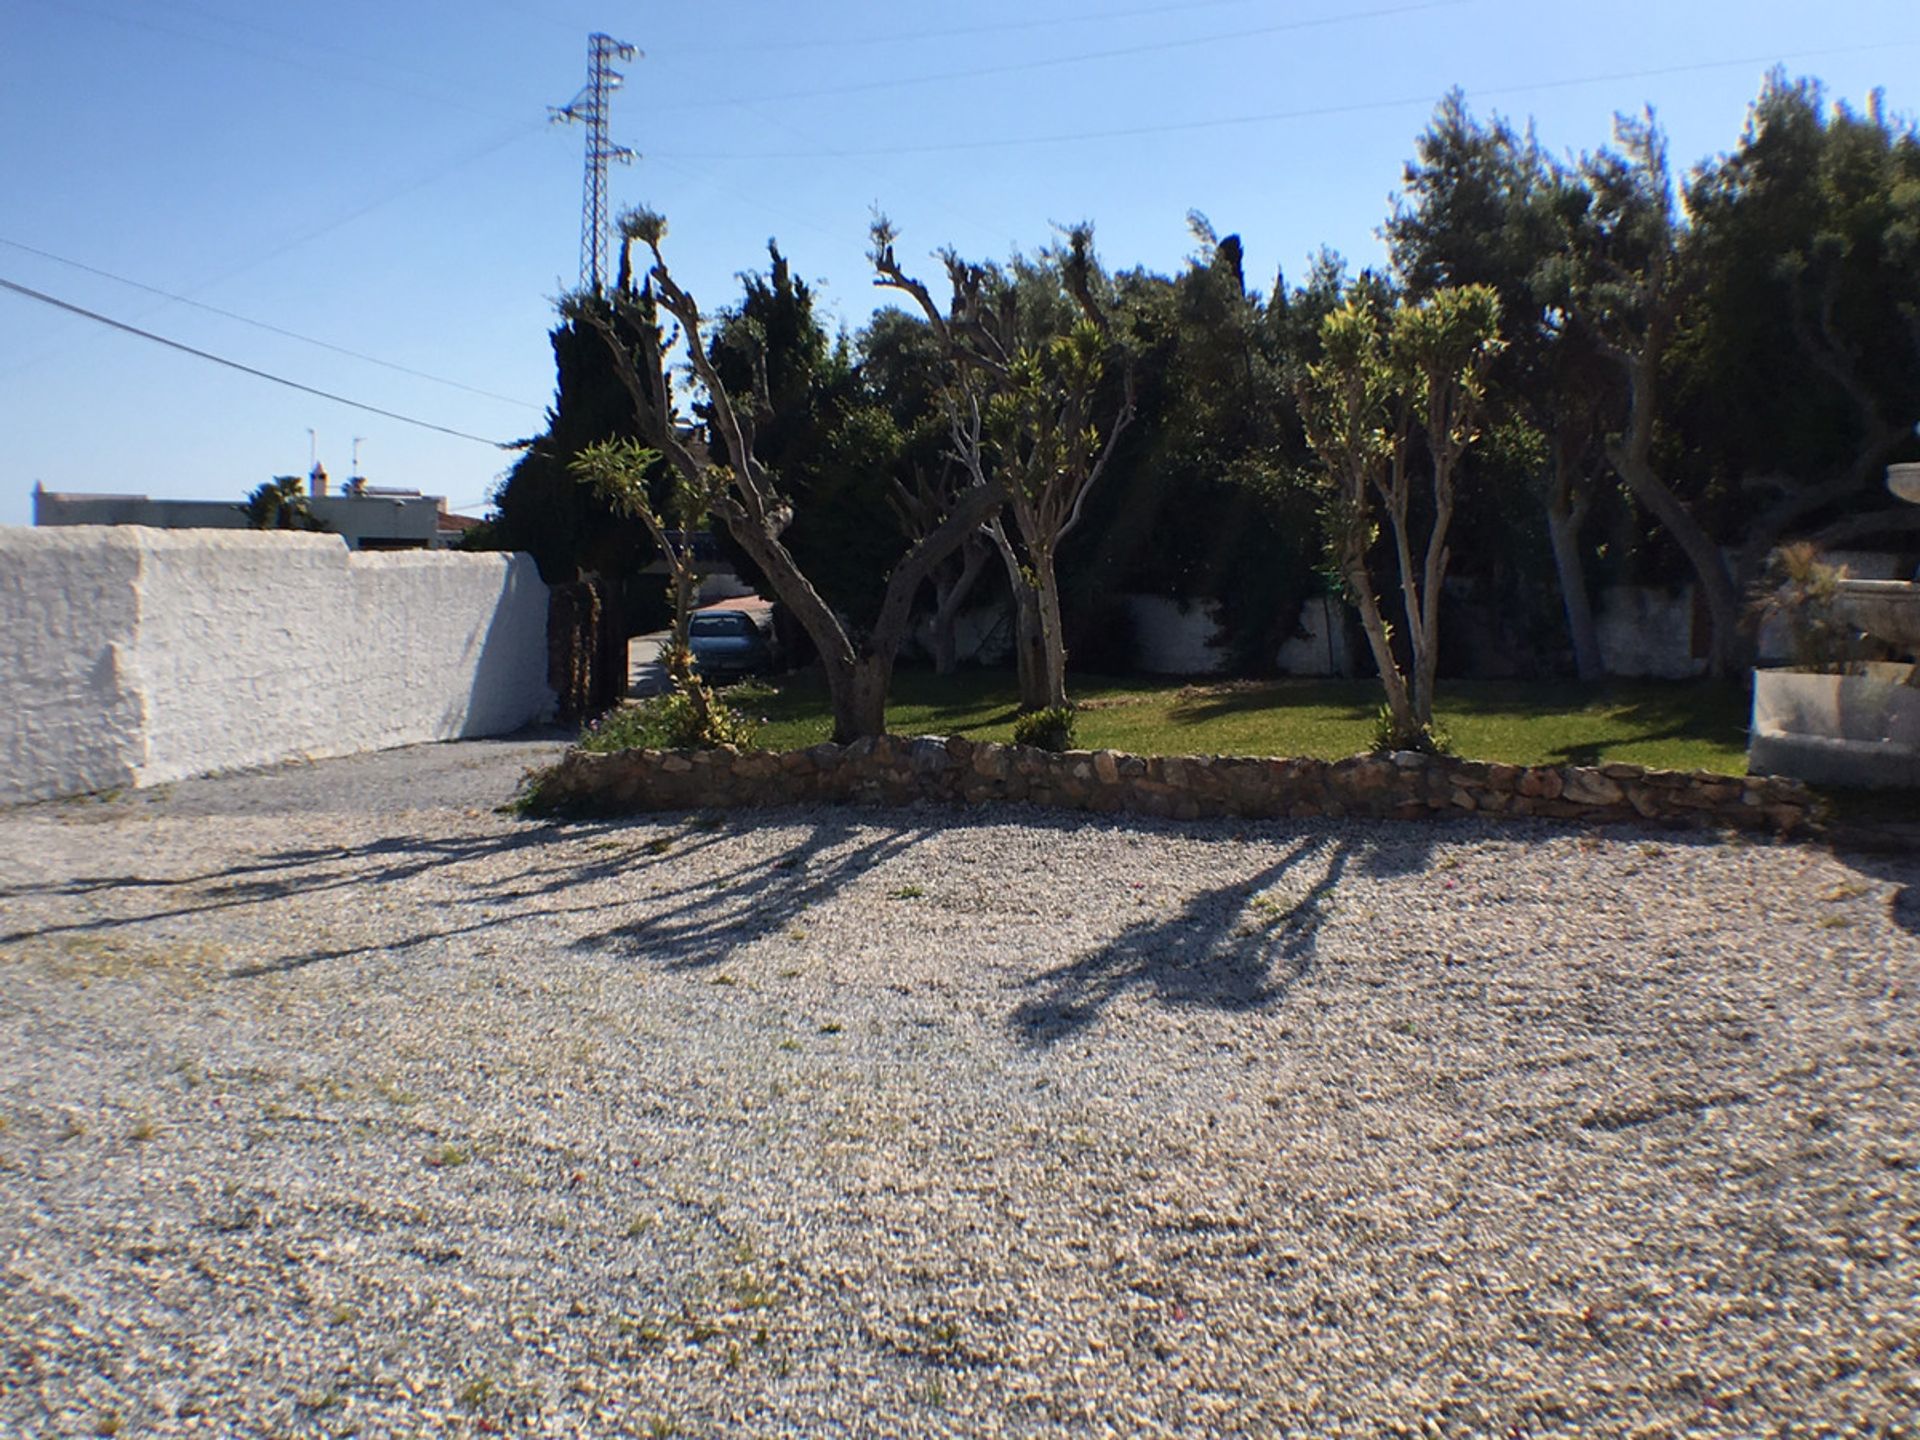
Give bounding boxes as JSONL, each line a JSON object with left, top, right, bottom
{"left": 580, "top": 209, "right": 1007, "bottom": 742}
{"left": 1299, "top": 286, "right": 1503, "bottom": 749}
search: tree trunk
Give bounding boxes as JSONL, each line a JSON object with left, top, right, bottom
{"left": 1606, "top": 442, "right": 1745, "bottom": 678}
{"left": 1032, "top": 547, "right": 1069, "bottom": 711}
{"left": 929, "top": 537, "right": 988, "bottom": 676}
{"left": 1012, "top": 582, "right": 1048, "bottom": 711}
{"left": 989, "top": 521, "right": 1049, "bottom": 711}
{"left": 833, "top": 654, "right": 892, "bottom": 743}
{"left": 930, "top": 597, "right": 960, "bottom": 677}
{"left": 1606, "top": 342, "right": 1747, "bottom": 678}
{"left": 1544, "top": 470, "right": 1603, "bottom": 682}
{"left": 1342, "top": 549, "right": 1417, "bottom": 745}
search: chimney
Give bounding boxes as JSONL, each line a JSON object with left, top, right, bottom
{"left": 309, "top": 461, "right": 329, "bottom": 499}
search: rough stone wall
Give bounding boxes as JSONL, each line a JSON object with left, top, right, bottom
{"left": 537, "top": 735, "right": 1818, "bottom": 833}
{"left": 1, "top": 526, "right": 553, "bottom": 802}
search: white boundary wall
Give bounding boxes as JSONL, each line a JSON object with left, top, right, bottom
{"left": 1, "top": 527, "right": 553, "bottom": 803}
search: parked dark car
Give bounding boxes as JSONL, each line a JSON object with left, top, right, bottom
{"left": 688, "top": 608, "right": 772, "bottom": 678}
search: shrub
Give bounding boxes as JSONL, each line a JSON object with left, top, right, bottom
{"left": 1012, "top": 705, "right": 1078, "bottom": 752}
{"left": 1369, "top": 704, "right": 1453, "bottom": 757}
{"left": 1750, "top": 542, "right": 1868, "bottom": 673}
{"left": 580, "top": 690, "right": 758, "bottom": 753}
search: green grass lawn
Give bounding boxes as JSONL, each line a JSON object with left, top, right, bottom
{"left": 721, "top": 669, "right": 1754, "bottom": 774}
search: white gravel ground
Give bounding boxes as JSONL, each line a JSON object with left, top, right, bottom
{"left": 1, "top": 739, "right": 1917, "bottom": 1438}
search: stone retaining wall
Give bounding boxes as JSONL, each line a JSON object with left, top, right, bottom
{"left": 535, "top": 735, "right": 1819, "bottom": 833}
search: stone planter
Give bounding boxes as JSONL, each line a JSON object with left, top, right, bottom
{"left": 1750, "top": 664, "right": 1920, "bottom": 789}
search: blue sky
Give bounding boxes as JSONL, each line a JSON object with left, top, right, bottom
{"left": 2, "top": 0, "right": 1915, "bottom": 527}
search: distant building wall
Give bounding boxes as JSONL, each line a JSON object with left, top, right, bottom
{"left": 34, "top": 486, "right": 448, "bottom": 549}
{"left": 0, "top": 527, "right": 553, "bottom": 803}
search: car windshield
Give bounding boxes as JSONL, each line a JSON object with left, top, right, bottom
{"left": 690, "top": 614, "right": 748, "bottom": 636}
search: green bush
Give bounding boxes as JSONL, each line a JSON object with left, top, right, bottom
{"left": 580, "top": 691, "right": 758, "bottom": 753}
{"left": 1012, "top": 705, "right": 1078, "bottom": 752}
{"left": 1369, "top": 704, "right": 1453, "bottom": 757}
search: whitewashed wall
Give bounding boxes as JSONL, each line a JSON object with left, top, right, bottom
{"left": 1593, "top": 585, "right": 1705, "bottom": 680}
{"left": 0, "top": 528, "right": 149, "bottom": 801}
{"left": 0, "top": 527, "right": 552, "bottom": 803}
{"left": 1126, "top": 595, "right": 1228, "bottom": 675}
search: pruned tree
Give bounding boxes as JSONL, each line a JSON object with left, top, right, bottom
{"left": 579, "top": 208, "right": 1007, "bottom": 742}
{"left": 872, "top": 217, "right": 1135, "bottom": 711}
{"left": 889, "top": 458, "right": 992, "bottom": 674}
{"left": 570, "top": 437, "right": 733, "bottom": 738}
{"left": 1389, "top": 92, "right": 1617, "bottom": 679}
{"left": 1575, "top": 111, "right": 1752, "bottom": 677}
{"left": 1299, "top": 286, "right": 1503, "bottom": 749}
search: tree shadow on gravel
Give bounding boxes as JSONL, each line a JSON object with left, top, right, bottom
{"left": 569, "top": 815, "right": 933, "bottom": 971}
{"left": 1011, "top": 833, "right": 1359, "bottom": 1045}
{"left": 1830, "top": 849, "right": 1920, "bottom": 940}
{"left": 0, "top": 817, "right": 742, "bottom": 977}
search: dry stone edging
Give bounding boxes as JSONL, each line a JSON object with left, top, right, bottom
{"left": 536, "top": 735, "right": 1819, "bottom": 834}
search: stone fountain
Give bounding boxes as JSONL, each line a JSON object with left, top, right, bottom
{"left": 1749, "top": 462, "right": 1920, "bottom": 788}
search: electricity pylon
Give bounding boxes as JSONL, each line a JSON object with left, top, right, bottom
{"left": 551, "top": 33, "right": 639, "bottom": 295}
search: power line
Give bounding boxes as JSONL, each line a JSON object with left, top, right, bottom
{"left": 33, "top": 0, "right": 531, "bottom": 128}
{"left": 1, "top": 278, "right": 510, "bottom": 447}
{"left": 0, "top": 119, "right": 545, "bottom": 385}
{"left": 0, "top": 237, "right": 542, "bottom": 411}
{"left": 685, "top": 0, "right": 1295, "bottom": 53}
{"left": 672, "top": 0, "right": 1466, "bottom": 110}
{"left": 654, "top": 39, "right": 1920, "bottom": 160}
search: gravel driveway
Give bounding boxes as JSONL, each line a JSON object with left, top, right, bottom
{"left": 2, "top": 737, "right": 1917, "bottom": 1438}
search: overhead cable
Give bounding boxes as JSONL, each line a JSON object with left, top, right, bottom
{"left": 672, "top": 0, "right": 1466, "bottom": 110}
{"left": 0, "top": 238, "right": 541, "bottom": 412}
{"left": 653, "top": 39, "right": 1920, "bottom": 160}
{"left": 0, "top": 278, "right": 510, "bottom": 447}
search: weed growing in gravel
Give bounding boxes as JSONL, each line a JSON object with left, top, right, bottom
{"left": 457, "top": 1375, "right": 497, "bottom": 1409}
{"left": 818, "top": 1022, "right": 843, "bottom": 1035}
{"left": 626, "top": 1214, "right": 655, "bottom": 1238}
{"left": 424, "top": 1142, "right": 470, "bottom": 1168}
{"left": 1818, "top": 915, "right": 1853, "bottom": 930}
{"left": 128, "top": 1115, "right": 158, "bottom": 1142}
{"left": 617, "top": 1315, "right": 672, "bottom": 1346}
{"left": 1823, "top": 880, "right": 1870, "bottom": 902}
{"left": 919, "top": 1377, "right": 948, "bottom": 1408}
{"left": 372, "top": 1076, "right": 418, "bottom": 1107}
{"left": 890, "top": 884, "right": 926, "bottom": 900}
{"left": 644, "top": 836, "right": 673, "bottom": 856}
{"left": 778, "top": 1038, "right": 800, "bottom": 1051}
{"left": 710, "top": 973, "right": 738, "bottom": 987}
{"left": 328, "top": 1303, "right": 356, "bottom": 1325}
{"left": 725, "top": 1270, "right": 780, "bottom": 1311}
{"left": 297, "top": 1075, "right": 351, "bottom": 1103}
{"left": 645, "top": 1416, "right": 682, "bottom": 1439}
